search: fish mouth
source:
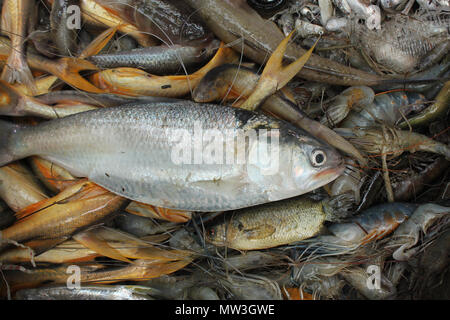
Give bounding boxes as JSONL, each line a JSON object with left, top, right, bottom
{"left": 314, "top": 164, "right": 345, "bottom": 181}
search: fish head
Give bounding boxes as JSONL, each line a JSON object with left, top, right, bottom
{"left": 245, "top": 123, "right": 345, "bottom": 200}
{"left": 198, "top": 39, "right": 222, "bottom": 59}
{"left": 287, "top": 130, "right": 345, "bottom": 194}
{"left": 205, "top": 223, "right": 228, "bottom": 247}
{"left": 205, "top": 219, "right": 241, "bottom": 247}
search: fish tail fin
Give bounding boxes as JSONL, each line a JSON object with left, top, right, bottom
{"left": 56, "top": 57, "right": 104, "bottom": 93}
{"left": 1, "top": 51, "right": 37, "bottom": 95}
{"left": 0, "top": 120, "right": 22, "bottom": 166}
{"left": 79, "top": 25, "right": 119, "bottom": 59}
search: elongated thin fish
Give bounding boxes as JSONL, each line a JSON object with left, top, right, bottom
{"left": 206, "top": 194, "right": 351, "bottom": 250}
{"left": 3, "top": 259, "right": 192, "bottom": 293}
{"left": 183, "top": 0, "right": 384, "bottom": 86}
{"left": 0, "top": 102, "right": 344, "bottom": 211}
{"left": 0, "top": 0, "right": 36, "bottom": 91}
{"left": 79, "top": 0, "right": 154, "bottom": 47}
{"left": 15, "top": 285, "right": 155, "bottom": 300}
{"left": 0, "top": 181, "right": 126, "bottom": 244}
{"left": 89, "top": 40, "right": 220, "bottom": 75}
{"left": 0, "top": 162, "right": 48, "bottom": 212}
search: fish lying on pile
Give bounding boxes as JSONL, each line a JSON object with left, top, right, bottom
{"left": 0, "top": 102, "right": 344, "bottom": 211}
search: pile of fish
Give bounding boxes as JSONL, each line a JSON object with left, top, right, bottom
{"left": 0, "top": 0, "right": 449, "bottom": 300}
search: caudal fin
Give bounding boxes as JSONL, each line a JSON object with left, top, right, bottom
{"left": 0, "top": 120, "right": 21, "bottom": 166}
{"left": 1, "top": 50, "right": 37, "bottom": 95}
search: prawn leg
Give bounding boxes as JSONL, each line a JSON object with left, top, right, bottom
{"left": 382, "top": 153, "right": 394, "bottom": 203}
{"left": 399, "top": 81, "right": 450, "bottom": 128}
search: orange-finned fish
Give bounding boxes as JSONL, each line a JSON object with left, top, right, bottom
{"left": 28, "top": 156, "right": 82, "bottom": 193}
{"left": 91, "top": 44, "right": 238, "bottom": 97}
{"left": 0, "top": 181, "right": 127, "bottom": 245}
{"left": 2, "top": 258, "right": 193, "bottom": 294}
{"left": 0, "top": 80, "right": 97, "bottom": 119}
{"left": 0, "top": 0, "right": 36, "bottom": 92}
{"left": 0, "top": 36, "right": 103, "bottom": 93}
{"left": 78, "top": 0, "right": 155, "bottom": 47}
{"left": 125, "top": 201, "right": 191, "bottom": 223}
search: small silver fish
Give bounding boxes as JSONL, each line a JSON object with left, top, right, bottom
{"left": 14, "top": 285, "right": 155, "bottom": 300}
{"left": 88, "top": 40, "right": 220, "bottom": 75}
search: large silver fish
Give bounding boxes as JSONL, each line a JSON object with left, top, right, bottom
{"left": 0, "top": 101, "right": 344, "bottom": 211}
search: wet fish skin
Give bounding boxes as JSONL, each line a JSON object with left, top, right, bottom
{"left": 89, "top": 39, "right": 220, "bottom": 75}
{"left": 0, "top": 101, "right": 344, "bottom": 212}
{"left": 90, "top": 45, "right": 238, "bottom": 97}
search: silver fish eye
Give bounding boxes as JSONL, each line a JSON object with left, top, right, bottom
{"left": 311, "top": 149, "right": 327, "bottom": 166}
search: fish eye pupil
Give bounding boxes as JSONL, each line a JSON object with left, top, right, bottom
{"left": 311, "top": 150, "right": 326, "bottom": 166}
{"left": 316, "top": 153, "right": 324, "bottom": 164}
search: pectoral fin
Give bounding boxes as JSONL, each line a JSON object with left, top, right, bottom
{"left": 243, "top": 224, "right": 276, "bottom": 240}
